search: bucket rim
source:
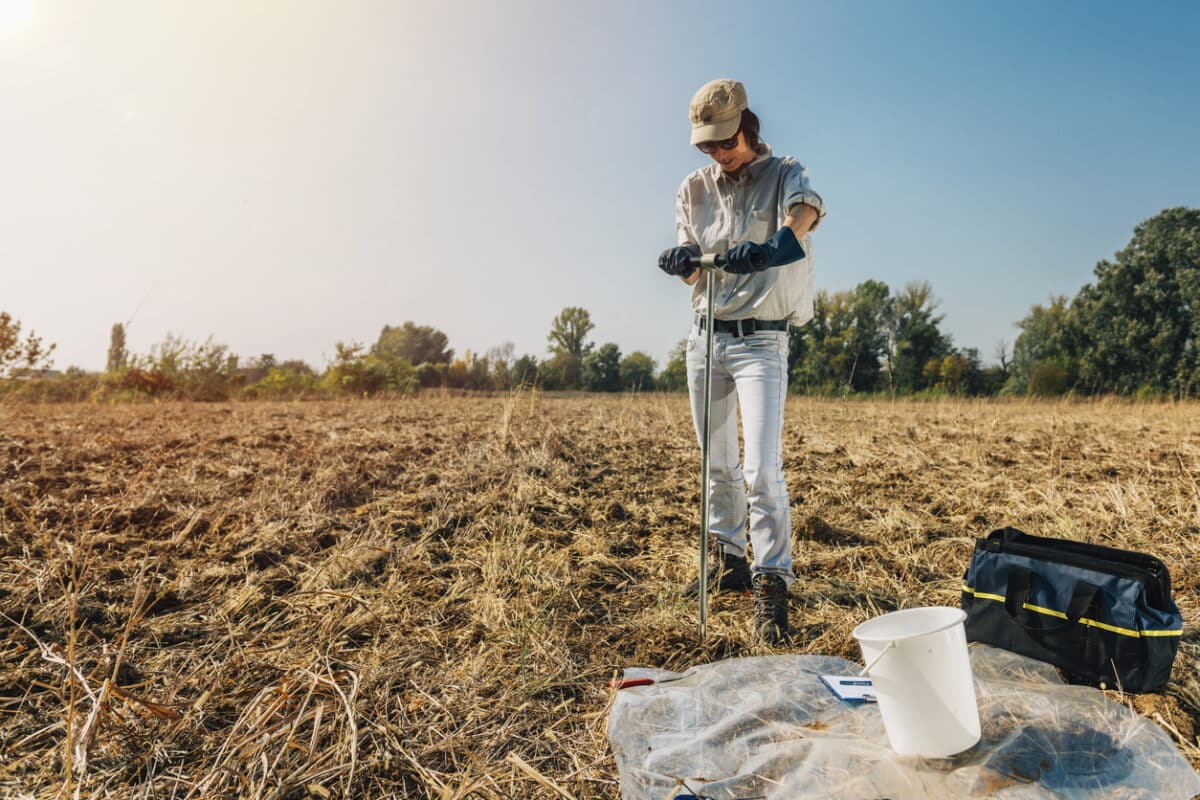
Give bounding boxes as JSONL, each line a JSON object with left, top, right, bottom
{"left": 851, "top": 606, "right": 967, "bottom": 644}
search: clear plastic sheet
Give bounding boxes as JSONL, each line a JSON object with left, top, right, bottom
{"left": 608, "top": 644, "right": 1200, "bottom": 799}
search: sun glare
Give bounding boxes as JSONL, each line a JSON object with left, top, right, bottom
{"left": 0, "top": 0, "right": 33, "bottom": 34}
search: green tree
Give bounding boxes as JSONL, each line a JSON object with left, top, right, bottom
{"left": 466, "top": 351, "right": 492, "bottom": 390}
{"left": 1072, "top": 208, "right": 1200, "bottom": 395}
{"left": 989, "top": 340, "right": 1011, "bottom": 393}
{"left": 324, "top": 341, "right": 416, "bottom": 395}
{"left": 445, "top": 357, "right": 469, "bottom": 389}
{"left": 792, "top": 288, "right": 875, "bottom": 393}
{"left": 958, "top": 348, "right": 988, "bottom": 395}
{"left": 620, "top": 351, "right": 657, "bottom": 391}
{"left": 887, "top": 281, "right": 951, "bottom": 393}
{"left": 659, "top": 339, "right": 689, "bottom": 392}
{"left": 278, "top": 359, "right": 315, "bottom": 375}
{"left": 0, "top": 312, "right": 55, "bottom": 378}
{"left": 788, "top": 281, "right": 893, "bottom": 394}
{"left": 790, "top": 290, "right": 839, "bottom": 392}
{"left": 814, "top": 291, "right": 858, "bottom": 390}
{"left": 845, "top": 279, "right": 892, "bottom": 392}
{"left": 980, "top": 364, "right": 1008, "bottom": 396}
{"left": 546, "top": 307, "right": 595, "bottom": 390}
{"left": 104, "top": 333, "right": 242, "bottom": 400}
{"left": 1005, "top": 296, "right": 1081, "bottom": 395}
{"left": 107, "top": 323, "right": 128, "bottom": 373}
{"left": 511, "top": 355, "right": 539, "bottom": 388}
{"left": 537, "top": 353, "right": 569, "bottom": 390}
{"left": 487, "top": 342, "right": 516, "bottom": 389}
{"left": 245, "top": 359, "right": 318, "bottom": 397}
{"left": 785, "top": 321, "right": 809, "bottom": 384}
{"left": 415, "top": 363, "right": 445, "bottom": 388}
{"left": 243, "top": 353, "right": 277, "bottom": 384}
{"left": 921, "top": 357, "right": 943, "bottom": 389}
{"left": 373, "top": 322, "right": 453, "bottom": 366}
{"left": 1028, "top": 359, "right": 1072, "bottom": 396}
{"left": 582, "top": 342, "right": 622, "bottom": 391}
{"left": 937, "top": 353, "right": 969, "bottom": 394}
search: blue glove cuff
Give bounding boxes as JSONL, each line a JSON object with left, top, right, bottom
{"left": 766, "top": 226, "right": 805, "bottom": 266}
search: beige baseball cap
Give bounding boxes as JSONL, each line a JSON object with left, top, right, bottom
{"left": 689, "top": 78, "right": 748, "bottom": 144}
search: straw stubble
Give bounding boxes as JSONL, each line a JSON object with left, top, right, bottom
{"left": 0, "top": 395, "right": 1197, "bottom": 797}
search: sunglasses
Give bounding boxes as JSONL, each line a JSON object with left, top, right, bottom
{"left": 695, "top": 132, "right": 741, "bottom": 154}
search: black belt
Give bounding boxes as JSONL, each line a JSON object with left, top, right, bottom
{"left": 696, "top": 316, "right": 789, "bottom": 337}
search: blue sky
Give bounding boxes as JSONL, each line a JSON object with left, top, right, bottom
{"left": 3, "top": 0, "right": 1198, "bottom": 371}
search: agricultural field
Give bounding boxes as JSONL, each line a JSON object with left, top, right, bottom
{"left": 1, "top": 395, "right": 1199, "bottom": 798}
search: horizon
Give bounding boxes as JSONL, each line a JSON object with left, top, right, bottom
{"left": 3, "top": 1, "right": 1199, "bottom": 373}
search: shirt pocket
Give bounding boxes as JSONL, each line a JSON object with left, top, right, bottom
{"left": 741, "top": 208, "right": 773, "bottom": 245}
{"left": 699, "top": 209, "right": 729, "bottom": 252}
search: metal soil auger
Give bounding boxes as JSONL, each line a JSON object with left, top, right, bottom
{"left": 687, "top": 252, "right": 725, "bottom": 641}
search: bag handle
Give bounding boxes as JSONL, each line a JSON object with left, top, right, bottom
{"left": 1064, "top": 581, "right": 1103, "bottom": 623}
{"left": 1005, "top": 567, "right": 1102, "bottom": 632}
{"left": 1004, "top": 566, "right": 1032, "bottom": 618}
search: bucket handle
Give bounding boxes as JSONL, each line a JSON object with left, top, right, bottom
{"left": 858, "top": 641, "right": 895, "bottom": 677}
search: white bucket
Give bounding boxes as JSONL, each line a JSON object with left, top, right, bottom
{"left": 852, "top": 606, "right": 981, "bottom": 758}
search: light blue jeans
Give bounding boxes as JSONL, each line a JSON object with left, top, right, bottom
{"left": 686, "top": 326, "right": 794, "bottom": 587}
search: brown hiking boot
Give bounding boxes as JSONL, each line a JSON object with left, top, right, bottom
{"left": 753, "top": 574, "right": 789, "bottom": 645}
{"left": 683, "top": 550, "right": 752, "bottom": 597}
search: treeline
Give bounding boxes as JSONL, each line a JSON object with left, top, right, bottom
{"left": 0, "top": 308, "right": 661, "bottom": 400}
{"left": 1004, "top": 208, "right": 1200, "bottom": 397}
{"left": 785, "top": 279, "right": 1004, "bottom": 396}
{"left": 3, "top": 208, "right": 1197, "bottom": 400}
{"left": 320, "top": 310, "right": 661, "bottom": 394}
{"left": 788, "top": 207, "right": 1200, "bottom": 397}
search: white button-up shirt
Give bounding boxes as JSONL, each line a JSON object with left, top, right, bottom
{"left": 675, "top": 144, "right": 826, "bottom": 326}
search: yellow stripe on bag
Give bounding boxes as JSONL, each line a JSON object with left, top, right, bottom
{"left": 961, "top": 585, "right": 1182, "bottom": 639}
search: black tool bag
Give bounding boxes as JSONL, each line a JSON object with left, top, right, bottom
{"left": 961, "top": 527, "right": 1183, "bottom": 693}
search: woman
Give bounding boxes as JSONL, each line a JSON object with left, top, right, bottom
{"left": 658, "top": 78, "right": 825, "bottom": 644}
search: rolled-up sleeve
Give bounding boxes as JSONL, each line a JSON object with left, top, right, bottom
{"left": 676, "top": 182, "right": 697, "bottom": 246}
{"left": 781, "top": 162, "right": 826, "bottom": 231}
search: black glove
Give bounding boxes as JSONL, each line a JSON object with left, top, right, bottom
{"left": 723, "top": 227, "right": 806, "bottom": 275}
{"left": 658, "top": 244, "right": 701, "bottom": 278}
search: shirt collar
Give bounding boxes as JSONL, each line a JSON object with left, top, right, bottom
{"left": 716, "top": 142, "right": 773, "bottom": 185}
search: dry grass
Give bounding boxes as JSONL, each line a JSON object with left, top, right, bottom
{"left": 1, "top": 394, "right": 1198, "bottom": 798}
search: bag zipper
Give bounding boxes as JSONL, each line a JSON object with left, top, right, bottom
{"left": 982, "top": 537, "right": 1168, "bottom": 610}
{"left": 992, "top": 528, "right": 1170, "bottom": 593}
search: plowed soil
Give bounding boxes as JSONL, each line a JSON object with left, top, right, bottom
{"left": 1, "top": 395, "right": 1198, "bottom": 798}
